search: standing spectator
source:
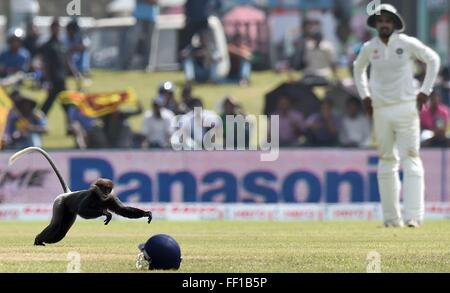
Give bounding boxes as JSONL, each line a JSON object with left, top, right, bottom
{"left": 420, "top": 91, "right": 450, "bottom": 147}
{"left": 23, "top": 23, "right": 40, "bottom": 59}
{"left": 339, "top": 97, "right": 372, "bottom": 147}
{"left": 0, "top": 29, "right": 30, "bottom": 77}
{"left": 102, "top": 103, "right": 143, "bottom": 148}
{"left": 181, "top": 0, "right": 221, "bottom": 50}
{"left": 23, "top": 23, "right": 44, "bottom": 86}
{"left": 181, "top": 31, "right": 221, "bottom": 83}
{"left": 141, "top": 96, "right": 175, "bottom": 148}
{"left": 305, "top": 99, "right": 340, "bottom": 147}
{"left": 3, "top": 95, "right": 47, "bottom": 149}
{"left": 227, "top": 34, "right": 252, "bottom": 86}
{"left": 270, "top": 96, "right": 305, "bottom": 147}
{"left": 38, "top": 19, "right": 68, "bottom": 116}
{"left": 123, "top": 0, "right": 159, "bottom": 70}
{"left": 65, "top": 19, "right": 91, "bottom": 77}
{"left": 9, "top": 0, "right": 40, "bottom": 29}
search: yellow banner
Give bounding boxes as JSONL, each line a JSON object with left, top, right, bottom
{"left": 58, "top": 88, "right": 138, "bottom": 118}
{"left": 0, "top": 87, "right": 13, "bottom": 148}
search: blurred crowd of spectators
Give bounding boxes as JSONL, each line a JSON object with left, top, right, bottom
{"left": 4, "top": 74, "right": 449, "bottom": 150}
{"left": 1, "top": 17, "right": 90, "bottom": 149}
{"left": 58, "top": 81, "right": 249, "bottom": 150}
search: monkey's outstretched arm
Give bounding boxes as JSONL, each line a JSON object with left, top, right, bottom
{"left": 107, "top": 197, "right": 152, "bottom": 223}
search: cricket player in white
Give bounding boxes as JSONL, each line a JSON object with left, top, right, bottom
{"left": 353, "top": 4, "right": 441, "bottom": 228}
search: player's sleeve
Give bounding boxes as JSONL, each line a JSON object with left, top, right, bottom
{"left": 353, "top": 43, "right": 371, "bottom": 99}
{"left": 408, "top": 37, "right": 441, "bottom": 96}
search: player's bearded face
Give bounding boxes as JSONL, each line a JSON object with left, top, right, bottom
{"left": 375, "top": 14, "right": 395, "bottom": 38}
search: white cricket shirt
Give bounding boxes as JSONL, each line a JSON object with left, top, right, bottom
{"left": 353, "top": 33, "right": 441, "bottom": 108}
{"left": 142, "top": 108, "right": 175, "bottom": 147}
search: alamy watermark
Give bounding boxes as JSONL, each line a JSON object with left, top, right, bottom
{"left": 67, "top": 251, "right": 81, "bottom": 273}
{"left": 170, "top": 107, "right": 280, "bottom": 162}
{"left": 67, "top": 0, "right": 81, "bottom": 16}
{"left": 136, "top": 252, "right": 146, "bottom": 270}
{"left": 366, "top": 251, "right": 381, "bottom": 273}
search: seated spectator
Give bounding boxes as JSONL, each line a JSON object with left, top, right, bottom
{"left": 421, "top": 91, "right": 450, "bottom": 131}
{"left": 68, "top": 105, "right": 107, "bottom": 149}
{"left": 141, "top": 96, "right": 175, "bottom": 148}
{"left": 420, "top": 91, "right": 450, "bottom": 147}
{"left": 65, "top": 19, "right": 91, "bottom": 76}
{"left": 3, "top": 95, "right": 47, "bottom": 149}
{"left": 178, "top": 83, "right": 196, "bottom": 114}
{"left": 0, "top": 29, "right": 31, "bottom": 78}
{"left": 302, "top": 32, "right": 338, "bottom": 83}
{"left": 290, "top": 18, "right": 325, "bottom": 72}
{"left": 305, "top": 99, "right": 340, "bottom": 147}
{"left": 271, "top": 95, "right": 305, "bottom": 147}
{"left": 102, "top": 102, "right": 143, "bottom": 148}
{"left": 227, "top": 34, "right": 252, "bottom": 87}
{"left": 176, "top": 98, "right": 221, "bottom": 149}
{"left": 181, "top": 31, "right": 221, "bottom": 83}
{"left": 339, "top": 97, "right": 372, "bottom": 147}
{"left": 158, "top": 81, "right": 181, "bottom": 114}
{"left": 220, "top": 95, "right": 250, "bottom": 149}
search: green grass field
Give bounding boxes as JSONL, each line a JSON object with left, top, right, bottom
{"left": 0, "top": 220, "right": 449, "bottom": 273}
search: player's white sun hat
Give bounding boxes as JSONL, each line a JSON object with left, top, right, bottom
{"left": 367, "top": 4, "right": 405, "bottom": 32}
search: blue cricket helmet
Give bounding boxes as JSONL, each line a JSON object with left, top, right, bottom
{"left": 137, "top": 234, "right": 182, "bottom": 270}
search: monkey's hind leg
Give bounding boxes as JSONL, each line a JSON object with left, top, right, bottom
{"left": 34, "top": 197, "right": 76, "bottom": 245}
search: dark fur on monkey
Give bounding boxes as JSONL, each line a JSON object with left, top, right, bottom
{"left": 34, "top": 178, "right": 152, "bottom": 246}
{"left": 8, "top": 147, "right": 152, "bottom": 246}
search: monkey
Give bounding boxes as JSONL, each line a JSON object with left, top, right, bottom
{"left": 8, "top": 147, "right": 152, "bottom": 246}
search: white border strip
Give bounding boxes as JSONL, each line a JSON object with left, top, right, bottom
{"left": 1, "top": 203, "right": 450, "bottom": 221}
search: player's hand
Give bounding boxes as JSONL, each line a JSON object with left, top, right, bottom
{"left": 146, "top": 211, "right": 152, "bottom": 224}
{"left": 104, "top": 213, "right": 112, "bottom": 225}
{"left": 417, "top": 92, "right": 429, "bottom": 112}
{"left": 363, "top": 97, "right": 373, "bottom": 117}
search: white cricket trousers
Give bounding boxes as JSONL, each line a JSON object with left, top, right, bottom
{"left": 373, "top": 101, "right": 425, "bottom": 224}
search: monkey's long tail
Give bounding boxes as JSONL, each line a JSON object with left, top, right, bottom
{"left": 8, "top": 147, "right": 71, "bottom": 193}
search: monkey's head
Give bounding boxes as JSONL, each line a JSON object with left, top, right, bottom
{"left": 92, "top": 178, "right": 114, "bottom": 200}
